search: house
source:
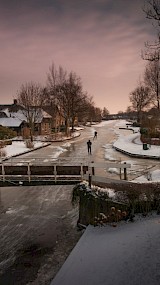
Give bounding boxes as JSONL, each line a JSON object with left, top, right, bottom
{"left": 33, "top": 108, "right": 52, "bottom": 135}
{"left": 0, "top": 100, "right": 52, "bottom": 136}
{"left": 42, "top": 104, "right": 65, "bottom": 132}
{"left": 0, "top": 117, "right": 27, "bottom": 136}
{"left": 0, "top": 100, "right": 27, "bottom": 136}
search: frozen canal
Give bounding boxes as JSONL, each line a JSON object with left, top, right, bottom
{"left": 0, "top": 185, "right": 82, "bottom": 285}
{"left": 6, "top": 120, "right": 160, "bottom": 181}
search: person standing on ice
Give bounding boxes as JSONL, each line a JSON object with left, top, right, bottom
{"left": 93, "top": 131, "right": 97, "bottom": 140}
{"left": 87, "top": 140, "right": 92, "bottom": 154}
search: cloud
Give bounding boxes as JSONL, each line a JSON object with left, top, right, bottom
{"left": 0, "top": 0, "right": 156, "bottom": 113}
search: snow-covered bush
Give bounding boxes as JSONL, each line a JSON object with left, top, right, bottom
{"left": 25, "top": 140, "right": 34, "bottom": 149}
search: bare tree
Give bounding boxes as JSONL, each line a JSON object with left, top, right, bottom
{"left": 144, "top": 0, "right": 160, "bottom": 24}
{"left": 47, "top": 63, "right": 67, "bottom": 102}
{"left": 142, "top": 0, "right": 160, "bottom": 60}
{"left": 67, "top": 72, "right": 87, "bottom": 130}
{"left": 129, "top": 83, "right": 151, "bottom": 123}
{"left": 47, "top": 64, "right": 70, "bottom": 134}
{"left": 17, "top": 82, "right": 45, "bottom": 141}
{"left": 47, "top": 63, "right": 90, "bottom": 135}
{"left": 94, "top": 107, "right": 102, "bottom": 122}
{"left": 83, "top": 96, "right": 95, "bottom": 125}
{"left": 56, "top": 72, "right": 88, "bottom": 135}
{"left": 126, "top": 106, "right": 133, "bottom": 113}
{"left": 56, "top": 82, "right": 71, "bottom": 136}
{"left": 102, "top": 107, "right": 110, "bottom": 118}
{"left": 144, "top": 59, "right": 160, "bottom": 108}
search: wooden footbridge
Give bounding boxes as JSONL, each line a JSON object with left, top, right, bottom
{"left": 0, "top": 157, "right": 131, "bottom": 185}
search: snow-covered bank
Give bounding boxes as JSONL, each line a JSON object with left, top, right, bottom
{"left": 112, "top": 120, "right": 160, "bottom": 159}
{"left": 113, "top": 132, "right": 160, "bottom": 158}
{"left": 103, "top": 120, "right": 160, "bottom": 183}
{"left": 2, "top": 141, "right": 49, "bottom": 160}
{"left": 1, "top": 130, "right": 81, "bottom": 160}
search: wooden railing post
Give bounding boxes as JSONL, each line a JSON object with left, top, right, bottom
{"left": 27, "top": 162, "right": 31, "bottom": 183}
{"left": 119, "top": 158, "right": 122, "bottom": 180}
{"left": 124, "top": 162, "right": 127, "bottom": 180}
{"left": 120, "top": 168, "right": 122, "bottom": 180}
{"left": 2, "top": 163, "right": 5, "bottom": 182}
{"left": 89, "top": 174, "right": 92, "bottom": 187}
{"left": 91, "top": 161, "right": 95, "bottom": 176}
{"left": 80, "top": 163, "right": 83, "bottom": 181}
{"left": 54, "top": 164, "right": 57, "bottom": 183}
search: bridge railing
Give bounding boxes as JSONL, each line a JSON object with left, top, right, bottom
{"left": 0, "top": 160, "right": 131, "bottom": 183}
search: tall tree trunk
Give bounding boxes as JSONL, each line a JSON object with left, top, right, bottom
{"left": 65, "top": 118, "right": 70, "bottom": 136}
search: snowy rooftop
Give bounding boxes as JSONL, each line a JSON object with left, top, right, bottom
{"left": 0, "top": 117, "right": 23, "bottom": 127}
{"left": 0, "top": 107, "right": 52, "bottom": 125}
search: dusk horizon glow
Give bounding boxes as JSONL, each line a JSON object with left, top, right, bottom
{"left": 0, "top": 0, "right": 156, "bottom": 113}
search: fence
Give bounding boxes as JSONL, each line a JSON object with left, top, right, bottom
{"left": 0, "top": 158, "right": 131, "bottom": 184}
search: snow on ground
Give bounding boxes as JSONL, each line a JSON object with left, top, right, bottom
{"left": 103, "top": 120, "right": 160, "bottom": 183}
{"left": 133, "top": 169, "right": 160, "bottom": 183}
{"left": 113, "top": 123, "right": 160, "bottom": 158}
{"left": 71, "top": 131, "right": 81, "bottom": 138}
{"left": 103, "top": 143, "right": 116, "bottom": 161}
{"left": 62, "top": 142, "right": 71, "bottom": 148}
{"left": 93, "top": 120, "right": 118, "bottom": 127}
{"left": 112, "top": 127, "right": 160, "bottom": 184}
{"left": 51, "top": 214, "right": 160, "bottom": 285}
{"left": 93, "top": 184, "right": 116, "bottom": 198}
{"left": 49, "top": 146, "right": 68, "bottom": 160}
{"left": 89, "top": 120, "right": 120, "bottom": 135}
{"left": 108, "top": 167, "right": 120, "bottom": 175}
{"left": 2, "top": 141, "right": 48, "bottom": 158}
{"left": 2, "top": 132, "right": 80, "bottom": 161}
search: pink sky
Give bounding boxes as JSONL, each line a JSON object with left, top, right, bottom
{"left": 0, "top": 0, "right": 156, "bottom": 113}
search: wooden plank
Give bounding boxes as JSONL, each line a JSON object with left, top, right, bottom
{"left": 83, "top": 175, "right": 130, "bottom": 184}
{"left": 88, "top": 162, "right": 131, "bottom": 169}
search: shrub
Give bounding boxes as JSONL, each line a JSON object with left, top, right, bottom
{"left": 0, "top": 148, "right": 6, "bottom": 158}
{"left": 4, "top": 140, "right": 12, "bottom": 145}
{"left": 140, "top": 127, "right": 148, "bottom": 135}
{"left": 73, "top": 182, "right": 160, "bottom": 226}
{"left": 0, "top": 126, "right": 16, "bottom": 139}
{"left": 25, "top": 140, "right": 34, "bottom": 149}
{"left": 132, "top": 122, "right": 141, "bottom": 127}
{"left": 149, "top": 131, "right": 160, "bottom": 138}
